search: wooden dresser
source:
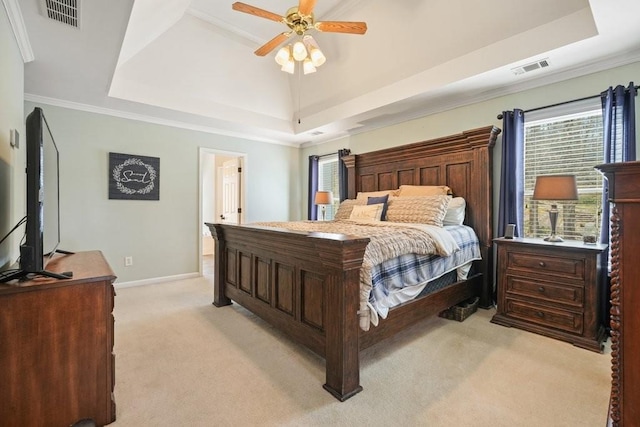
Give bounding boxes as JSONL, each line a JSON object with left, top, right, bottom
{"left": 596, "top": 161, "right": 640, "bottom": 427}
{"left": 0, "top": 251, "right": 116, "bottom": 427}
{"left": 491, "top": 237, "right": 607, "bottom": 352}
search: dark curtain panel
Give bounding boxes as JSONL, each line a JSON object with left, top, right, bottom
{"left": 599, "top": 82, "right": 636, "bottom": 330}
{"left": 308, "top": 155, "right": 319, "bottom": 220}
{"left": 338, "top": 149, "right": 351, "bottom": 201}
{"left": 599, "top": 82, "right": 637, "bottom": 244}
{"left": 497, "top": 109, "right": 525, "bottom": 238}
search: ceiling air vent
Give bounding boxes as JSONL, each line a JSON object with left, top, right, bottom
{"left": 511, "top": 59, "right": 550, "bottom": 75}
{"left": 41, "top": 0, "right": 80, "bottom": 28}
{"left": 309, "top": 131, "right": 324, "bottom": 136}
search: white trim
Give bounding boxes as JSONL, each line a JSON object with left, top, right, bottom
{"left": 198, "top": 147, "right": 248, "bottom": 276}
{"left": 187, "top": 7, "right": 264, "bottom": 48}
{"left": 525, "top": 98, "right": 602, "bottom": 124}
{"left": 2, "top": 0, "right": 34, "bottom": 63}
{"left": 23, "top": 93, "right": 299, "bottom": 147}
{"left": 114, "top": 272, "right": 200, "bottom": 289}
{"left": 300, "top": 49, "right": 640, "bottom": 148}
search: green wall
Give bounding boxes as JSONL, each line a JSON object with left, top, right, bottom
{"left": 0, "top": 6, "right": 25, "bottom": 270}
{"left": 301, "top": 61, "right": 640, "bottom": 232}
{"left": 22, "top": 103, "right": 299, "bottom": 283}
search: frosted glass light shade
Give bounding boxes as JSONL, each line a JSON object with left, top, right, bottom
{"left": 275, "top": 46, "right": 291, "bottom": 66}
{"left": 281, "top": 58, "right": 295, "bottom": 74}
{"left": 303, "top": 58, "right": 316, "bottom": 74}
{"left": 292, "top": 41, "right": 307, "bottom": 61}
{"left": 309, "top": 47, "right": 326, "bottom": 66}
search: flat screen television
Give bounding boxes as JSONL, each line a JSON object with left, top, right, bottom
{"left": 0, "top": 107, "right": 71, "bottom": 282}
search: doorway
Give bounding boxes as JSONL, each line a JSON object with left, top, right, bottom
{"left": 199, "top": 148, "right": 246, "bottom": 276}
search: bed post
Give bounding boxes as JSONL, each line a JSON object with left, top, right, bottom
{"left": 342, "top": 154, "right": 357, "bottom": 199}
{"left": 321, "top": 238, "right": 367, "bottom": 401}
{"left": 206, "top": 223, "right": 232, "bottom": 307}
{"left": 464, "top": 126, "right": 500, "bottom": 308}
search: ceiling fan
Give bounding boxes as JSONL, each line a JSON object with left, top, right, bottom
{"left": 232, "top": 0, "right": 367, "bottom": 73}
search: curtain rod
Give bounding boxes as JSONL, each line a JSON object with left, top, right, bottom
{"left": 311, "top": 152, "right": 337, "bottom": 159}
{"left": 496, "top": 84, "right": 639, "bottom": 120}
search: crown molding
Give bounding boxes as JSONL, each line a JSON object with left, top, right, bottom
{"left": 23, "top": 93, "right": 300, "bottom": 148}
{"left": 187, "top": 7, "right": 264, "bottom": 49}
{"left": 2, "top": 0, "right": 34, "bottom": 63}
{"left": 343, "top": 51, "right": 640, "bottom": 139}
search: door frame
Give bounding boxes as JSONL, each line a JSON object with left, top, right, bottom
{"left": 198, "top": 147, "right": 247, "bottom": 276}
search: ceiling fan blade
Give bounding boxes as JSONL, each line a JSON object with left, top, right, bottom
{"left": 298, "top": 0, "right": 317, "bottom": 16}
{"left": 232, "top": 2, "right": 283, "bottom": 23}
{"left": 315, "top": 21, "right": 368, "bottom": 35}
{"left": 254, "top": 32, "right": 291, "bottom": 56}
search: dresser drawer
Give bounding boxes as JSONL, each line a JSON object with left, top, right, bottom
{"left": 507, "top": 251, "right": 585, "bottom": 280}
{"left": 505, "top": 299, "right": 583, "bottom": 334}
{"left": 506, "top": 276, "right": 584, "bottom": 308}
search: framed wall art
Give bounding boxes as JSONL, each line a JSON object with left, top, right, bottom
{"left": 109, "top": 152, "right": 160, "bottom": 200}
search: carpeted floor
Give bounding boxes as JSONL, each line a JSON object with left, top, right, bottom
{"left": 111, "top": 268, "right": 611, "bottom": 427}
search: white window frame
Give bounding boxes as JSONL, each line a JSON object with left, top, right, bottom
{"left": 317, "top": 155, "right": 339, "bottom": 220}
{"left": 523, "top": 98, "right": 603, "bottom": 241}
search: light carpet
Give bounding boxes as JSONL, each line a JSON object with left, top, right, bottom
{"left": 111, "top": 274, "right": 611, "bottom": 427}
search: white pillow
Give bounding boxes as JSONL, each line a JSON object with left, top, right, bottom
{"left": 443, "top": 197, "right": 466, "bottom": 226}
{"left": 349, "top": 203, "right": 384, "bottom": 221}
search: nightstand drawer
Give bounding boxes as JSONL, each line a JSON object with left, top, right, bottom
{"left": 507, "top": 251, "right": 585, "bottom": 280}
{"left": 506, "top": 276, "right": 583, "bottom": 308}
{"left": 505, "top": 299, "right": 583, "bottom": 334}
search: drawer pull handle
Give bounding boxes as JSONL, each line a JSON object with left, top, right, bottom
{"left": 539, "top": 261, "right": 546, "bottom": 267}
{"left": 538, "top": 286, "right": 545, "bottom": 293}
{"left": 536, "top": 311, "right": 545, "bottom": 318}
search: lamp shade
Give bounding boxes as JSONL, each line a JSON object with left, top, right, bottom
{"left": 314, "top": 191, "right": 333, "bottom": 205}
{"left": 303, "top": 58, "right": 316, "bottom": 74}
{"left": 532, "top": 175, "right": 579, "bottom": 201}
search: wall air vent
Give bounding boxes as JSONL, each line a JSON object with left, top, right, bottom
{"left": 511, "top": 59, "right": 550, "bottom": 75}
{"left": 41, "top": 0, "right": 80, "bottom": 28}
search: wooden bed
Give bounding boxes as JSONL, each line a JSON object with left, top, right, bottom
{"left": 206, "top": 125, "right": 500, "bottom": 401}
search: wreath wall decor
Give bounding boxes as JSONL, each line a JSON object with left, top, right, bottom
{"left": 109, "top": 152, "right": 160, "bottom": 200}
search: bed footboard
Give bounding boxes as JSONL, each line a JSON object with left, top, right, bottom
{"left": 207, "top": 222, "right": 369, "bottom": 401}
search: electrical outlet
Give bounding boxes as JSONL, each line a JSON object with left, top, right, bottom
{"left": 125, "top": 256, "right": 133, "bottom": 266}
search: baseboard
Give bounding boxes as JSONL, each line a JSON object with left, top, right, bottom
{"left": 114, "top": 272, "right": 200, "bottom": 289}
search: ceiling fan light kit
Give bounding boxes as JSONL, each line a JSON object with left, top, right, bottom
{"left": 232, "top": 1, "right": 367, "bottom": 75}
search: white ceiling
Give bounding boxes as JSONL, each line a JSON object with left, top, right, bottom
{"left": 17, "top": 0, "right": 640, "bottom": 146}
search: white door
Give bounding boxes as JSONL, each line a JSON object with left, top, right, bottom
{"left": 220, "top": 158, "right": 241, "bottom": 224}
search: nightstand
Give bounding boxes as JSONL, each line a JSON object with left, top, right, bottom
{"left": 491, "top": 237, "right": 607, "bottom": 352}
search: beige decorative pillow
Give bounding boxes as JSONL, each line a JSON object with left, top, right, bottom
{"left": 386, "top": 195, "right": 451, "bottom": 226}
{"left": 397, "top": 185, "right": 452, "bottom": 197}
{"left": 443, "top": 197, "right": 466, "bottom": 226}
{"left": 349, "top": 203, "right": 384, "bottom": 221}
{"left": 334, "top": 199, "right": 364, "bottom": 220}
{"left": 356, "top": 189, "right": 400, "bottom": 202}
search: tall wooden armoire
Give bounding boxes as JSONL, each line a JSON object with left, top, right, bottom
{"left": 596, "top": 161, "right": 640, "bottom": 427}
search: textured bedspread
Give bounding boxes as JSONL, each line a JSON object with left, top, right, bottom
{"left": 369, "top": 225, "right": 481, "bottom": 324}
{"left": 251, "top": 219, "right": 459, "bottom": 330}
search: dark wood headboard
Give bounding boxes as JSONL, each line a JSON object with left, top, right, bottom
{"left": 341, "top": 125, "right": 501, "bottom": 307}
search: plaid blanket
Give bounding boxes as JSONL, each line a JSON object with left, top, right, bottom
{"left": 368, "top": 225, "right": 481, "bottom": 324}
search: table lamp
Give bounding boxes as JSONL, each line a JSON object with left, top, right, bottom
{"left": 314, "top": 191, "right": 333, "bottom": 221}
{"left": 532, "top": 174, "right": 579, "bottom": 242}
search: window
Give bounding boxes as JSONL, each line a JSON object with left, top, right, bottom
{"left": 317, "top": 155, "right": 339, "bottom": 219}
{"left": 523, "top": 106, "right": 603, "bottom": 241}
